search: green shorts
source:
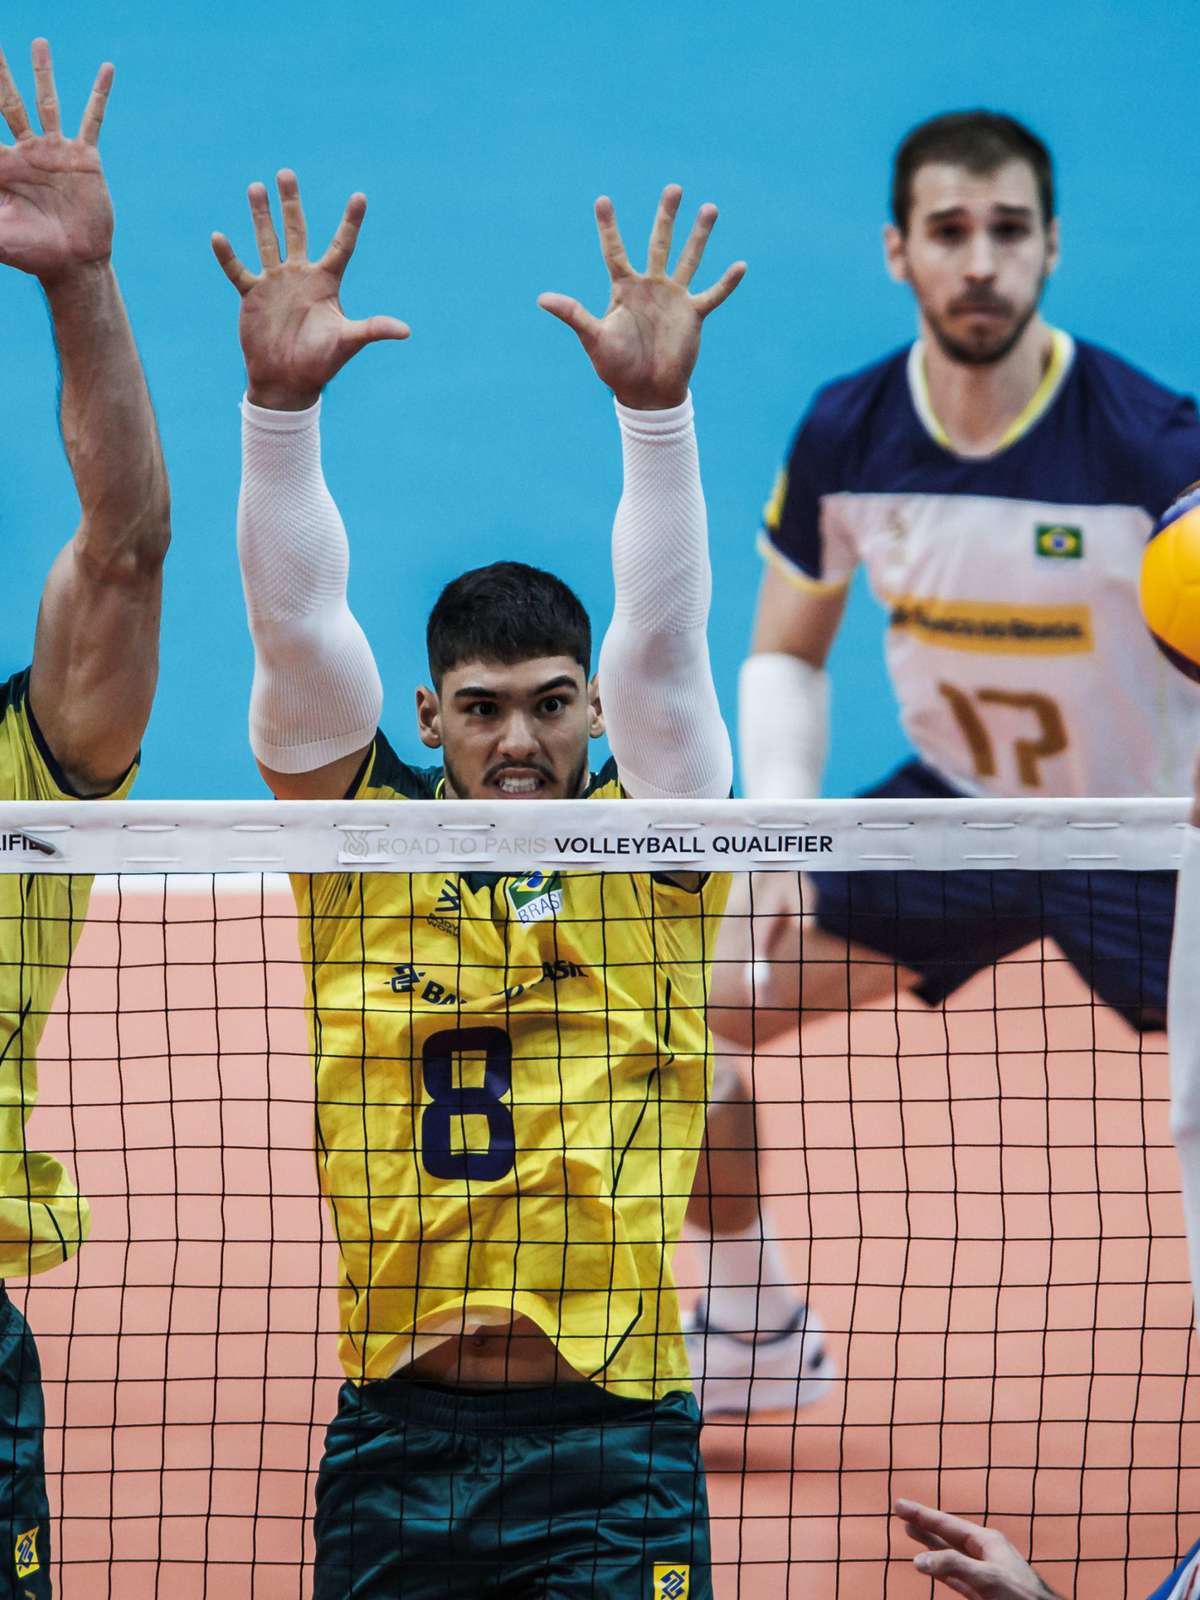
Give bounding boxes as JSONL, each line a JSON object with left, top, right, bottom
{"left": 0, "top": 1286, "right": 50, "bottom": 1600}
{"left": 312, "top": 1377, "right": 711, "bottom": 1599}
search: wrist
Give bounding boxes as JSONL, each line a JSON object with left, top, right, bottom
{"left": 40, "top": 256, "right": 116, "bottom": 304}
{"left": 614, "top": 391, "right": 694, "bottom": 431}
{"left": 246, "top": 380, "right": 323, "bottom": 412}
{"left": 242, "top": 391, "right": 322, "bottom": 428}
{"left": 612, "top": 383, "right": 689, "bottom": 411}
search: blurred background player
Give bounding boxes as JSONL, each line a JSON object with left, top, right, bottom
{"left": 216, "top": 171, "right": 742, "bottom": 1596}
{"left": 887, "top": 752, "right": 1200, "bottom": 1600}
{"left": 0, "top": 38, "right": 169, "bottom": 1597}
{"left": 687, "top": 109, "right": 1200, "bottom": 1416}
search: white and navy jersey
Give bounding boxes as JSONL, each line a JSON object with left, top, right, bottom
{"left": 761, "top": 331, "right": 1200, "bottom": 797}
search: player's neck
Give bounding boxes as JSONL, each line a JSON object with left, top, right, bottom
{"left": 919, "top": 315, "right": 1055, "bottom": 458}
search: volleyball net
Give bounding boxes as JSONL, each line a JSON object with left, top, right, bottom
{"left": 1, "top": 796, "right": 1195, "bottom": 1599}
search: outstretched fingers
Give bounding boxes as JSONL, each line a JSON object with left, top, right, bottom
{"left": 594, "top": 195, "right": 632, "bottom": 281}
{"left": 30, "top": 38, "right": 60, "bottom": 136}
{"left": 0, "top": 48, "right": 32, "bottom": 141}
{"left": 536, "top": 292, "right": 602, "bottom": 348}
{"left": 276, "top": 168, "right": 307, "bottom": 262}
{"left": 645, "top": 183, "right": 682, "bottom": 275}
{"left": 319, "top": 192, "right": 368, "bottom": 278}
{"left": 77, "top": 60, "right": 114, "bottom": 145}
{"left": 691, "top": 258, "right": 746, "bottom": 318}
{"left": 893, "top": 1501, "right": 987, "bottom": 1560}
{"left": 210, "top": 232, "right": 256, "bottom": 294}
{"left": 247, "top": 181, "right": 281, "bottom": 269}
{"left": 672, "top": 202, "right": 717, "bottom": 286}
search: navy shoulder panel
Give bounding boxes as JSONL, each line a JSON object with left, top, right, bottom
{"left": 0, "top": 668, "right": 28, "bottom": 722}
{"left": 1069, "top": 340, "right": 1200, "bottom": 517}
{"left": 367, "top": 731, "right": 442, "bottom": 799}
{"left": 584, "top": 756, "right": 620, "bottom": 797}
{"left": 792, "top": 346, "right": 914, "bottom": 485}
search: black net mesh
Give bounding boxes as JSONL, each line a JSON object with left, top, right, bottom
{"left": 0, "top": 815, "right": 1190, "bottom": 1599}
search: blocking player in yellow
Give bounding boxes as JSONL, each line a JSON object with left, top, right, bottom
{"left": 0, "top": 38, "right": 169, "bottom": 1599}
{"left": 215, "top": 170, "right": 741, "bottom": 1597}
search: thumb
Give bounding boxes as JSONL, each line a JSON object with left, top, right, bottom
{"left": 537, "top": 292, "right": 601, "bottom": 346}
{"left": 346, "top": 315, "right": 411, "bottom": 349}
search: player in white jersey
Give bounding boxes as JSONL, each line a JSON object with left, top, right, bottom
{"left": 886, "top": 754, "right": 1200, "bottom": 1600}
{"left": 686, "top": 110, "right": 1200, "bottom": 1417}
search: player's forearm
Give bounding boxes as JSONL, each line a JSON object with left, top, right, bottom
{"left": 1170, "top": 826, "right": 1200, "bottom": 1329}
{"left": 239, "top": 396, "right": 353, "bottom": 628}
{"left": 45, "top": 262, "right": 170, "bottom": 572}
{"left": 238, "top": 396, "right": 382, "bottom": 771}
{"left": 598, "top": 394, "right": 732, "bottom": 800}
{"left": 609, "top": 395, "right": 710, "bottom": 634}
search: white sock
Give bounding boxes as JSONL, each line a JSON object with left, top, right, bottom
{"left": 696, "top": 1211, "right": 803, "bottom": 1339}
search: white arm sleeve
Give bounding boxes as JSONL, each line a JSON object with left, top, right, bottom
{"left": 738, "top": 652, "right": 829, "bottom": 799}
{"left": 597, "top": 394, "right": 733, "bottom": 801}
{"left": 742, "top": 649, "right": 825, "bottom": 800}
{"left": 238, "top": 396, "right": 383, "bottom": 774}
{"left": 1170, "top": 827, "right": 1200, "bottom": 1331}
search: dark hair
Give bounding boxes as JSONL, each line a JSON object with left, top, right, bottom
{"left": 891, "top": 111, "right": 1055, "bottom": 233}
{"left": 426, "top": 561, "right": 591, "bottom": 684}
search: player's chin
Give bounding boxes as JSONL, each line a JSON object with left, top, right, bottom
{"left": 953, "top": 313, "right": 1015, "bottom": 356}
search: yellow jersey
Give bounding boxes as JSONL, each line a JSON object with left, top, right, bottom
{"left": 294, "top": 732, "right": 729, "bottom": 1399}
{"left": 0, "top": 668, "right": 135, "bottom": 1276}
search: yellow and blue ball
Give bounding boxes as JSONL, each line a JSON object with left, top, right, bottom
{"left": 1140, "top": 485, "right": 1200, "bottom": 683}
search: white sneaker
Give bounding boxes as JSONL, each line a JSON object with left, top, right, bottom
{"left": 684, "top": 1300, "right": 836, "bottom": 1417}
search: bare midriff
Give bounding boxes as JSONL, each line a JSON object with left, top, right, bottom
{"left": 403, "top": 1314, "right": 586, "bottom": 1386}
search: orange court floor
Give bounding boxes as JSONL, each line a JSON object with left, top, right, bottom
{"left": 11, "top": 880, "right": 1199, "bottom": 1599}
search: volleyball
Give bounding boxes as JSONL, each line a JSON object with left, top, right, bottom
{"left": 1140, "top": 485, "right": 1200, "bottom": 682}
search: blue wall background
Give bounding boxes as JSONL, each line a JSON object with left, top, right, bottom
{"left": 0, "top": 1, "right": 1195, "bottom": 798}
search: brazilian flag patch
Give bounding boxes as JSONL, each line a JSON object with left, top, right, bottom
{"left": 14, "top": 1527, "right": 39, "bottom": 1579}
{"left": 1035, "top": 523, "right": 1083, "bottom": 559}
{"left": 506, "top": 870, "right": 563, "bottom": 925}
{"left": 653, "top": 1566, "right": 690, "bottom": 1600}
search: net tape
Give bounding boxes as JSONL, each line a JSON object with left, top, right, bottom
{"left": 0, "top": 795, "right": 1188, "bottom": 874}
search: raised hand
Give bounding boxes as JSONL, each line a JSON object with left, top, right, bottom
{"left": 212, "top": 170, "right": 409, "bottom": 411}
{"left": 894, "top": 1500, "right": 1067, "bottom": 1600}
{"left": 0, "top": 39, "right": 115, "bottom": 283}
{"left": 538, "top": 184, "right": 745, "bottom": 410}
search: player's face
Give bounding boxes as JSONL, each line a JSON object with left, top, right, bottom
{"left": 416, "top": 656, "right": 604, "bottom": 800}
{"left": 884, "top": 159, "right": 1059, "bottom": 365}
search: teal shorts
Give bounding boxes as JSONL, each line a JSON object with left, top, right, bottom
{"left": 312, "top": 1378, "right": 711, "bottom": 1599}
{"left": 0, "top": 1286, "right": 50, "bottom": 1600}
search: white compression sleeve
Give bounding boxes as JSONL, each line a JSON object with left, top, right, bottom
{"left": 238, "top": 397, "right": 383, "bottom": 774}
{"left": 597, "top": 394, "right": 733, "bottom": 801}
{"left": 738, "top": 652, "right": 829, "bottom": 799}
{"left": 1170, "top": 826, "right": 1200, "bottom": 1331}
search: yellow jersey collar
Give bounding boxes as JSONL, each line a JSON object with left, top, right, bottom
{"left": 908, "top": 328, "right": 1074, "bottom": 458}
